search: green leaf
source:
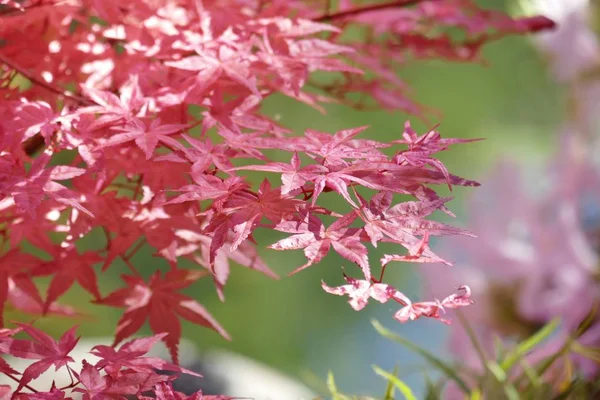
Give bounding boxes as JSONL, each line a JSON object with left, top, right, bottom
{"left": 500, "top": 318, "right": 560, "bottom": 372}
{"left": 326, "top": 371, "right": 350, "bottom": 400}
{"left": 299, "top": 369, "right": 330, "bottom": 396}
{"left": 373, "top": 365, "right": 417, "bottom": 400}
{"left": 372, "top": 319, "right": 470, "bottom": 394}
{"left": 383, "top": 365, "right": 400, "bottom": 400}
{"left": 423, "top": 374, "right": 444, "bottom": 400}
{"left": 486, "top": 361, "right": 520, "bottom": 400}
{"left": 518, "top": 359, "right": 541, "bottom": 389}
{"left": 469, "top": 389, "right": 482, "bottom": 400}
{"left": 551, "top": 379, "right": 580, "bottom": 400}
{"left": 574, "top": 303, "right": 599, "bottom": 339}
{"left": 456, "top": 309, "right": 488, "bottom": 369}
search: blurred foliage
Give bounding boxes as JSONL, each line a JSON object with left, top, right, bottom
{"left": 314, "top": 318, "right": 600, "bottom": 400}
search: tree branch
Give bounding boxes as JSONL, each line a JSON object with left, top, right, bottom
{"left": 312, "top": 0, "right": 432, "bottom": 22}
{"left": 0, "top": 52, "right": 94, "bottom": 156}
{"left": 0, "top": 53, "right": 92, "bottom": 105}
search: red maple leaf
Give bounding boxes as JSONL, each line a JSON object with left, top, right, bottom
{"left": 392, "top": 121, "right": 482, "bottom": 189}
{"left": 96, "top": 269, "right": 230, "bottom": 363}
{"left": 394, "top": 285, "right": 473, "bottom": 324}
{"left": 166, "top": 45, "right": 261, "bottom": 98}
{"left": 3, "top": 153, "right": 92, "bottom": 218}
{"left": 234, "top": 152, "right": 324, "bottom": 195}
{"left": 0, "top": 326, "right": 22, "bottom": 376}
{"left": 73, "top": 359, "right": 172, "bottom": 399}
{"left": 79, "top": 75, "right": 147, "bottom": 129}
{"left": 0, "top": 324, "right": 79, "bottom": 391}
{"left": 321, "top": 273, "right": 400, "bottom": 311}
{"left": 90, "top": 333, "right": 200, "bottom": 378}
{"left": 100, "top": 118, "right": 187, "bottom": 160}
{"left": 43, "top": 248, "right": 102, "bottom": 312}
{"left": 152, "top": 381, "right": 234, "bottom": 400}
{"left": 270, "top": 211, "right": 370, "bottom": 279}
{"left": 0, "top": 249, "right": 44, "bottom": 327}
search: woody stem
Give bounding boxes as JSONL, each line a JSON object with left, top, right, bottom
{"left": 312, "top": 0, "right": 434, "bottom": 22}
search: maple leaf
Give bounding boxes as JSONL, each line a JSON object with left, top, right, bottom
{"left": 0, "top": 249, "right": 44, "bottom": 327}
{"left": 10, "top": 101, "right": 59, "bottom": 142}
{"left": 3, "top": 153, "right": 92, "bottom": 218}
{"left": 163, "top": 175, "right": 248, "bottom": 206}
{"left": 96, "top": 269, "right": 230, "bottom": 363}
{"left": 199, "top": 90, "right": 288, "bottom": 138}
{"left": 392, "top": 121, "right": 482, "bottom": 189}
{"left": 79, "top": 75, "right": 147, "bottom": 129}
{"left": 72, "top": 359, "right": 129, "bottom": 398}
{"left": 14, "top": 387, "right": 67, "bottom": 400}
{"left": 302, "top": 126, "right": 389, "bottom": 163}
{"left": 394, "top": 285, "right": 473, "bottom": 324}
{"left": 0, "top": 326, "right": 22, "bottom": 376}
{"left": 0, "top": 385, "right": 11, "bottom": 400}
{"left": 380, "top": 231, "right": 452, "bottom": 267}
{"left": 152, "top": 381, "right": 234, "bottom": 400}
{"left": 0, "top": 324, "right": 79, "bottom": 391}
{"left": 7, "top": 275, "right": 80, "bottom": 320}
{"left": 100, "top": 118, "right": 187, "bottom": 160}
{"left": 166, "top": 45, "right": 261, "bottom": 98}
{"left": 321, "top": 273, "right": 401, "bottom": 311}
{"left": 155, "top": 135, "right": 236, "bottom": 176}
{"left": 270, "top": 211, "right": 371, "bottom": 279}
{"left": 43, "top": 248, "right": 102, "bottom": 312}
{"left": 179, "top": 228, "right": 278, "bottom": 301}
{"left": 234, "top": 152, "right": 323, "bottom": 194}
{"left": 91, "top": 333, "right": 200, "bottom": 378}
{"left": 353, "top": 191, "right": 471, "bottom": 267}
{"left": 214, "top": 179, "right": 303, "bottom": 252}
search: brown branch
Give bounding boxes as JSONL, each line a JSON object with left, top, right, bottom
{"left": 312, "top": 0, "right": 433, "bottom": 22}
{"left": 0, "top": 53, "right": 92, "bottom": 105}
{"left": 0, "top": 52, "right": 95, "bottom": 156}
{"left": 0, "top": 0, "right": 50, "bottom": 18}
{"left": 22, "top": 133, "right": 46, "bottom": 156}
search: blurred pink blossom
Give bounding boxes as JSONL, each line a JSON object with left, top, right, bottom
{"left": 421, "top": 155, "right": 600, "bottom": 379}
{"left": 520, "top": 0, "right": 600, "bottom": 81}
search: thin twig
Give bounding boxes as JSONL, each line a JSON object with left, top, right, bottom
{"left": 312, "top": 0, "right": 432, "bottom": 22}
{"left": 0, "top": 53, "right": 92, "bottom": 105}
{"left": 4, "top": 372, "right": 39, "bottom": 393}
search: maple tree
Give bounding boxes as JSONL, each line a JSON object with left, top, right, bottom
{"left": 0, "top": 0, "right": 554, "bottom": 397}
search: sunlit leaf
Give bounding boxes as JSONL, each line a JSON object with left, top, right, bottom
{"left": 372, "top": 319, "right": 470, "bottom": 393}
{"left": 373, "top": 365, "right": 417, "bottom": 400}
{"left": 500, "top": 318, "right": 560, "bottom": 372}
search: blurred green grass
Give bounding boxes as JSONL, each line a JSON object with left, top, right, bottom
{"left": 11, "top": 1, "right": 567, "bottom": 393}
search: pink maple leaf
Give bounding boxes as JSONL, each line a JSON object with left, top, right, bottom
{"left": 392, "top": 121, "right": 482, "bottom": 189}
{"left": 79, "top": 75, "right": 147, "bottom": 129}
{"left": 0, "top": 324, "right": 79, "bottom": 391}
{"left": 43, "top": 248, "right": 102, "bottom": 312}
{"left": 96, "top": 269, "right": 230, "bottom": 363}
{"left": 4, "top": 153, "right": 92, "bottom": 218}
{"left": 321, "top": 273, "right": 400, "bottom": 311}
{"left": 234, "top": 152, "right": 324, "bottom": 195}
{"left": 394, "top": 286, "right": 473, "bottom": 324}
{"left": 100, "top": 118, "right": 186, "bottom": 160}
{"left": 270, "top": 211, "right": 371, "bottom": 279}
{"left": 0, "top": 250, "right": 45, "bottom": 326}
{"left": 91, "top": 334, "right": 200, "bottom": 378}
{"left": 152, "top": 381, "right": 234, "bottom": 400}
